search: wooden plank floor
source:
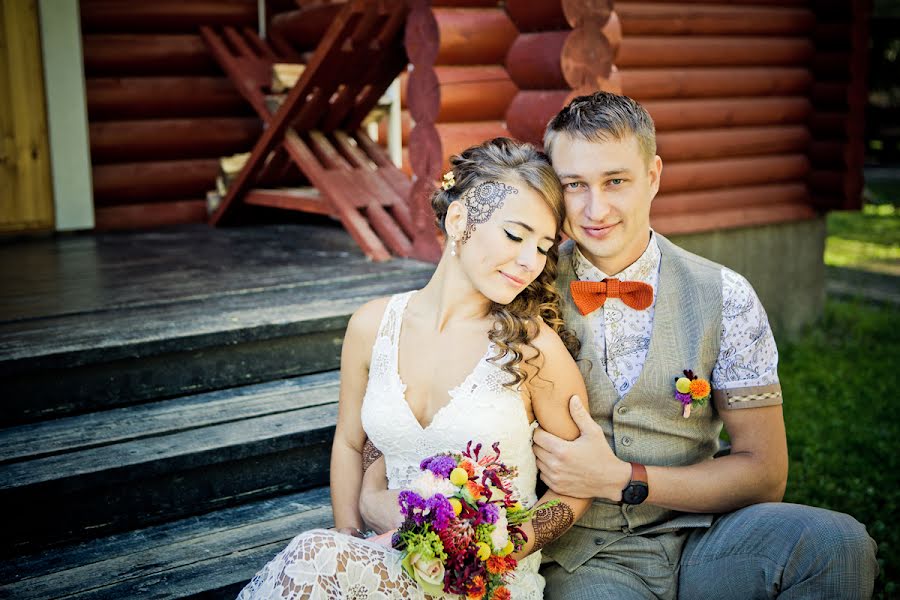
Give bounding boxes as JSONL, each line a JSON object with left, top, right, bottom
{"left": 0, "top": 223, "right": 434, "bottom": 323}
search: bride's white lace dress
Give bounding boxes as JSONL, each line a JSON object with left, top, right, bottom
{"left": 237, "top": 291, "right": 544, "bottom": 599}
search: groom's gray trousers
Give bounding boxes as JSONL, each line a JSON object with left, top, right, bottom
{"left": 542, "top": 502, "right": 877, "bottom": 599}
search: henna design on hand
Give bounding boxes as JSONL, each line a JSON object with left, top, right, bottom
{"left": 460, "top": 181, "right": 518, "bottom": 242}
{"left": 362, "top": 438, "right": 383, "bottom": 472}
{"left": 531, "top": 502, "right": 575, "bottom": 551}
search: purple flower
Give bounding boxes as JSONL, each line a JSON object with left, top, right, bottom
{"left": 675, "top": 391, "right": 692, "bottom": 405}
{"left": 425, "top": 494, "right": 455, "bottom": 531}
{"left": 398, "top": 490, "right": 427, "bottom": 524}
{"left": 420, "top": 455, "right": 457, "bottom": 479}
{"left": 478, "top": 502, "right": 499, "bottom": 524}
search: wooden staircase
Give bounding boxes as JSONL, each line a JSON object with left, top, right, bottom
{"left": 0, "top": 224, "right": 434, "bottom": 598}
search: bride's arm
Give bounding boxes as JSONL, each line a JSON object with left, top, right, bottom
{"left": 513, "top": 323, "right": 593, "bottom": 560}
{"left": 330, "top": 299, "right": 387, "bottom": 535}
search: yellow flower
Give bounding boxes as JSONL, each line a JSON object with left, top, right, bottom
{"left": 675, "top": 377, "right": 692, "bottom": 394}
{"left": 476, "top": 541, "right": 491, "bottom": 561}
{"left": 450, "top": 467, "right": 469, "bottom": 486}
{"left": 448, "top": 497, "right": 462, "bottom": 516}
{"left": 690, "top": 378, "right": 711, "bottom": 400}
{"left": 498, "top": 540, "right": 514, "bottom": 557}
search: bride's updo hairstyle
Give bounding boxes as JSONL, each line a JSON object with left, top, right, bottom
{"left": 431, "top": 137, "right": 580, "bottom": 389}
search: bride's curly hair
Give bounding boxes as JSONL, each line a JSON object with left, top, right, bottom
{"left": 431, "top": 137, "right": 580, "bottom": 389}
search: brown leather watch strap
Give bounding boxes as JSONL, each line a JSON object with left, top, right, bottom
{"left": 630, "top": 462, "right": 648, "bottom": 484}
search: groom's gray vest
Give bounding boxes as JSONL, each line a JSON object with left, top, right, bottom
{"left": 544, "top": 235, "right": 725, "bottom": 572}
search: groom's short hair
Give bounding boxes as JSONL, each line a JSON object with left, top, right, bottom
{"left": 543, "top": 91, "right": 657, "bottom": 165}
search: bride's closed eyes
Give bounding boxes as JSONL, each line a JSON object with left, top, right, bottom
{"left": 504, "top": 229, "right": 552, "bottom": 256}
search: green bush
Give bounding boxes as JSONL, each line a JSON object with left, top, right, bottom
{"left": 780, "top": 299, "right": 899, "bottom": 598}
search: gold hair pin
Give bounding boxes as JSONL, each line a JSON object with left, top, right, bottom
{"left": 441, "top": 171, "right": 455, "bottom": 191}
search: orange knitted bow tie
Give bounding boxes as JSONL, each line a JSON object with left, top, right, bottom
{"left": 570, "top": 279, "right": 654, "bottom": 315}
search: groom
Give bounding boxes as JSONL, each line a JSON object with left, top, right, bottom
{"left": 533, "top": 91, "right": 878, "bottom": 599}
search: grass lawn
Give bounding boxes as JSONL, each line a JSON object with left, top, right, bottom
{"left": 778, "top": 199, "right": 899, "bottom": 598}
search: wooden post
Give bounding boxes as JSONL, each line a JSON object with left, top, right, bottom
{"left": 0, "top": 0, "right": 54, "bottom": 232}
{"left": 405, "top": 0, "right": 442, "bottom": 262}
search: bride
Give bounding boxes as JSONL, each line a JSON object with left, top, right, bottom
{"left": 238, "top": 138, "right": 592, "bottom": 599}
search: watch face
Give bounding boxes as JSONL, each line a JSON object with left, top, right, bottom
{"left": 622, "top": 482, "right": 649, "bottom": 505}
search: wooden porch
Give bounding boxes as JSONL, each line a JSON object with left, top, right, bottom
{"left": 0, "top": 223, "right": 434, "bottom": 597}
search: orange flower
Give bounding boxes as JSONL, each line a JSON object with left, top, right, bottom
{"left": 466, "top": 575, "right": 486, "bottom": 600}
{"left": 689, "top": 378, "right": 711, "bottom": 400}
{"left": 491, "top": 587, "right": 512, "bottom": 600}
{"left": 466, "top": 480, "right": 487, "bottom": 500}
{"left": 459, "top": 459, "right": 476, "bottom": 477}
{"left": 486, "top": 555, "right": 511, "bottom": 575}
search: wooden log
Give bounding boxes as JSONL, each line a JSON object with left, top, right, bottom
{"left": 617, "top": 37, "right": 814, "bottom": 68}
{"left": 271, "top": 64, "right": 306, "bottom": 93}
{"left": 79, "top": 0, "right": 257, "bottom": 33}
{"left": 615, "top": 3, "right": 814, "bottom": 36}
{"left": 269, "top": 3, "right": 346, "bottom": 51}
{"left": 89, "top": 118, "right": 262, "bottom": 163}
{"left": 511, "top": 36, "right": 814, "bottom": 91}
{"left": 506, "top": 32, "right": 569, "bottom": 89}
{"left": 619, "top": 67, "right": 813, "bottom": 99}
{"left": 644, "top": 97, "right": 811, "bottom": 131}
{"left": 650, "top": 182, "right": 808, "bottom": 216}
{"left": 94, "top": 200, "right": 208, "bottom": 230}
{"left": 433, "top": 8, "right": 517, "bottom": 65}
{"left": 83, "top": 34, "right": 219, "bottom": 76}
{"left": 808, "top": 112, "right": 864, "bottom": 139}
{"left": 505, "top": 90, "right": 571, "bottom": 146}
{"left": 92, "top": 159, "right": 219, "bottom": 204}
{"left": 86, "top": 77, "right": 251, "bottom": 120}
{"left": 561, "top": 20, "right": 614, "bottom": 89}
{"left": 657, "top": 126, "right": 810, "bottom": 162}
{"left": 651, "top": 203, "right": 816, "bottom": 236}
{"left": 400, "top": 66, "right": 517, "bottom": 122}
{"left": 504, "top": 0, "right": 568, "bottom": 32}
{"left": 620, "top": 0, "right": 809, "bottom": 5}
{"left": 436, "top": 121, "right": 510, "bottom": 167}
{"left": 562, "top": 0, "right": 613, "bottom": 28}
{"left": 808, "top": 169, "right": 864, "bottom": 202}
{"left": 660, "top": 154, "right": 809, "bottom": 194}
{"left": 810, "top": 82, "right": 863, "bottom": 110}
{"left": 810, "top": 51, "right": 851, "bottom": 78}
{"left": 813, "top": 22, "right": 852, "bottom": 49}
{"left": 808, "top": 141, "right": 857, "bottom": 168}
{"left": 433, "top": 0, "right": 502, "bottom": 5}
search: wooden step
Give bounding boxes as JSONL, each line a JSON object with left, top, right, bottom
{"left": 0, "top": 224, "right": 434, "bottom": 425}
{"left": 0, "top": 372, "right": 340, "bottom": 556}
{"left": 0, "top": 486, "right": 334, "bottom": 599}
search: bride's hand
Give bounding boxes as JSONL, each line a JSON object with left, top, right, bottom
{"left": 359, "top": 454, "right": 403, "bottom": 533}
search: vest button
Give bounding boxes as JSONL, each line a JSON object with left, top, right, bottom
{"left": 595, "top": 537, "right": 604, "bottom": 545}
{"left": 621, "top": 436, "right": 632, "bottom": 446}
{"left": 617, "top": 405, "right": 628, "bottom": 415}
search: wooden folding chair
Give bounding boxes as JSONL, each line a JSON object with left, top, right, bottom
{"left": 201, "top": 0, "right": 415, "bottom": 261}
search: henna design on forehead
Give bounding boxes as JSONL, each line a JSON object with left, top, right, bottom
{"left": 531, "top": 501, "right": 575, "bottom": 551}
{"left": 362, "top": 438, "right": 383, "bottom": 472}
{"left": 460, "top": 181, "right": 518, "bottom": 242}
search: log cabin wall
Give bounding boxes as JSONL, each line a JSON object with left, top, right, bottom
{"left": 80, "top": 0, "right": 262, "bottom": 230}
{"left": 380, "top": 0, "right": 518, "bottom": 174}
{"left": 807, "top": 0, "right": 869, "bottom": 211}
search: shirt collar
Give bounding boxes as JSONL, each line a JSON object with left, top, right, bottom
{"left": 572, "top": 230, "right": 661, "bottom": 285}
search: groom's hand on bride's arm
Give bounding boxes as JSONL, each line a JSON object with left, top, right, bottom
{"left": 533, "top": 395, "right": 631, "bottom": 501}
{"left": 358, "top": 441, "right": 403, "bottom": 534}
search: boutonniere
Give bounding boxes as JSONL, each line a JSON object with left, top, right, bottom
{"left": 674, "top": 369, "right": 711, "bottom": 418}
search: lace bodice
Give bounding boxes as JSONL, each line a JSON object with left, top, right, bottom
{"left": 362, "top": 292, "right": 540, "bottom": 502}
{"left": 360, "top": 291, "right": 544, "bottom": 596}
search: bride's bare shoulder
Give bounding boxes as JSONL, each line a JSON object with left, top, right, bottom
{"left": 345, "top": 296, "right": 394, "bottom": 343}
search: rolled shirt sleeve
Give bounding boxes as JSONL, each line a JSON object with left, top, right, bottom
{"left": 711, "top": 269, "right": 783, "bottom": 410}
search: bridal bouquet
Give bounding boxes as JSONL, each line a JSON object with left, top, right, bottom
{"left": 392, "top": 441, "right": 553, "bottom": 599}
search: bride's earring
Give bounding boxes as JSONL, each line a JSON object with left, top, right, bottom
{"left": 450, "top": 237, "right": 457, "bottom": 257}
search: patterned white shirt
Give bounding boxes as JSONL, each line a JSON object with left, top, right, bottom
{"left": 571, "top": 232, "right": 780, "bottom": 398}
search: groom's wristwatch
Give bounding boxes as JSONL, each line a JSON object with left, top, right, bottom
{"left": 621, "top": 462, "right": 649, "bottom": 505}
